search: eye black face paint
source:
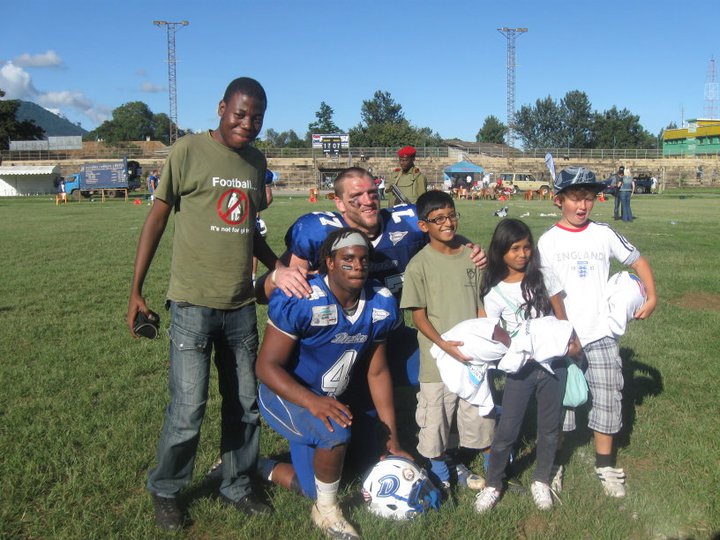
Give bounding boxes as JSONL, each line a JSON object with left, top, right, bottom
{"left": 341, "top": 264, "right": 353, "bottom": 270}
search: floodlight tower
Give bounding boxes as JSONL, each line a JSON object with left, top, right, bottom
{"left": 497, "top": 27, "right": 528, "bottom": 148}
{"left": 704, "top": 56, "right": 718, "bottom": 120}
{"left": 153, "top": 20, "right": 189, "bottom": 144}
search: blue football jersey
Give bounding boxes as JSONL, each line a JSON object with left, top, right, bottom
{"left": 267, "top": 274, "right": 399, "bottom": 397}
{"left": 284, "top": 205, "right": 427, "bottom": 297}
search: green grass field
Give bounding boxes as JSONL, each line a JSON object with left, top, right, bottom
{"left": 1, "top": 191, "right": 719, "bottom": 539}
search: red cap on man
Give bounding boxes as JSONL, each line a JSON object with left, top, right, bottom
{"left": 397, "top": 146, "right": 416, "bottom": 158}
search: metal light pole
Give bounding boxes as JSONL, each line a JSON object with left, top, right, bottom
{"left": 153, "top": 20, "right": 189, "bottom": 144}
{"left": 497, "top": 27, "right": 528, "bottom": 148}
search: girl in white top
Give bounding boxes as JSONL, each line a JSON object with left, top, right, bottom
{"left": 474, "top": 218, "right": 579, "bottom": 514}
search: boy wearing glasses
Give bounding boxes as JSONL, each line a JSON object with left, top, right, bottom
{"left": 401, "top": 191, "right": 495, "bottom": 493}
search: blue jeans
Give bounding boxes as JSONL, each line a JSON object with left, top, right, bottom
{"left": 147, "top": 301, "right": 261, "bottom": 501}
{"left": 619, "top": 191, "right": 633, "bottom": 221}
{"left": 486, "top": 359, "right": 567, "bottom": 489}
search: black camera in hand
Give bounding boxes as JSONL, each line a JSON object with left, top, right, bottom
{"left": 133, "top": 310, "right": 160, "bottom": 339}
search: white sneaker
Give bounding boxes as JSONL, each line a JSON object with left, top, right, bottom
{"left": 456, "top": 463, "right": 486, "bottom": 490}
{"left": 474, "top": 487, "right": 502, "bottom": 513}
{"left": 311, "top": 503, "right": 360, "bottom": 539}
{"left": 550, "top": 464, "right": 564, "bottom": 493}
{"left": 595, "top": 466, "right": 626, "bottom": 498}
{"left": 530, "top": 481, "right": 553, "bottom": 510}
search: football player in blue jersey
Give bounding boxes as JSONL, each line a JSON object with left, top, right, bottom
{"left": 257, "top": 166, "right": 486, "bottom": 387}
{"left": 256, "top": 228, "right": 412, "bottom": 539}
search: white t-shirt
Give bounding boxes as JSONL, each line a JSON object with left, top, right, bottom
{"left": 538, "top": 221, "right": 639, "bottom": 345}
{"left": 482, "top": 272, "right": 562, "bottom": 334}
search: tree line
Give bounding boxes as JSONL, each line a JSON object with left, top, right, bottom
{"left": 1, "top": 86, "right": 666, "bottom": 151}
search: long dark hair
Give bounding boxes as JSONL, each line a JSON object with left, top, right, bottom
{"left": 479, "top": 219, "right": 552, "bottom": 317}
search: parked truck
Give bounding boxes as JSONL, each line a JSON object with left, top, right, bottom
{"left": 64, "top": 159, "right": 142, "bottom": 199}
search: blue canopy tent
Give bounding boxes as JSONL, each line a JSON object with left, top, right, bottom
{"left": 443, "top": 160, "right": 484, "bottom": 188}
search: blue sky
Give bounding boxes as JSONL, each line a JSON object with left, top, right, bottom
{"left": 2, "top": 0, "right": 718, "bottom": 142}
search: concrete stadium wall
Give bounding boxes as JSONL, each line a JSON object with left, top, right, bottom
{"left": 4, "top": 154, "right": 719, "bottom": 191}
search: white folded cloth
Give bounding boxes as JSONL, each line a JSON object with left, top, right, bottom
{"left": 430, "top": 316, "right": 574, "bottom": 415}
{"left": 606, "top": 271, "right": 646, "bottom": 338}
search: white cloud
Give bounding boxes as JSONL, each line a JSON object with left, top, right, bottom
{"left": 1, "top": 61, "right": 110, "bottom": 126}
{"left": 141, "top": 82, "right": 165, "bottom": 93}
{"left": 14, "top": 50, "right": 63, "bottom": 68}
{"left": 39, "top": 91, "right": 111, "bottom": 125}
{"left": 0, "top": 61, "right": 38, "bottom": 99}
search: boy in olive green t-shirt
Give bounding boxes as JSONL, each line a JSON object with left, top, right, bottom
{"left": 401, "top": 191, "right": 494, "bottom": 493}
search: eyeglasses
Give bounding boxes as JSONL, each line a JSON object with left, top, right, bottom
{"left": 423, "top": 212, "right": 460, "bottom": 225}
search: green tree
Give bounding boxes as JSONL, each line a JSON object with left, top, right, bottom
{"left": 85, "top": 103, "right": 185, "bottom": 145}
{"left": 151, "top": 113, "right": 172, "bottom": 144}
{"left": 86, "top": 101, "right": 154, "bottom": 144}
{"left": 476, "top": 115, "right": 506, "bottom": 143}
{"left": 306, "top": 101, "right": 341, "bottom": 138}
{"left": 514, "top": 90, "right": 656, "bottom": 150}
{"left": 590, "top": 106, "right": 657, "bottom": 149}
{"left": 349, "top": 90, "right": 441, "bottom": 147}
{"left": 514, "top": 96, "right": 565, "bottom": 148}
{"left": 261, "top": 128, "right": 308, "bottom": 148}
{"left": 0, "top": 89, "right": 45, "bottom": 150}
{"left": 360, "top": 91, "right": 405, "bottom": 125}
{"left": 560, "top": 90, "right": 593, "bottom": 149}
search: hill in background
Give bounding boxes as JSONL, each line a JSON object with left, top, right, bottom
{"left": 15, "top": 101, "right": 88, "bottom": 137}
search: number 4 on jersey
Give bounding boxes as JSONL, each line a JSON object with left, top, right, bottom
{"left": 321, "top": 350, "right": 358, "bottom": 396}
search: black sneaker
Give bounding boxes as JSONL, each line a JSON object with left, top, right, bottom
{"left": 219, "top": 493, "right": 272, "bottom": 516}
{"left": 151, "top": 494, "right": 184, "bottom": 530}
{"left": 506, "top": 478, "right": 527, "bottom": 495}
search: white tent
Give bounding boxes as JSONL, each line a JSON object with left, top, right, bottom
{"left": 0, "top": 166, "right": 60, "bottom": 196}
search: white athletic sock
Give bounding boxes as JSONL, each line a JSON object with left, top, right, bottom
{"left": 315, "top": 477, "right": 340, "bottom": 510}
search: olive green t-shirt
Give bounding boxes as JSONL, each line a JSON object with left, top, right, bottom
{"left": 155, "top": 131, "right": 267, "bottom": 310}
{"left": 400, "top": 244, "right": 482, "bottom": 382}
{"left": 385, "top": 168, "right": 428, "bottom": 204}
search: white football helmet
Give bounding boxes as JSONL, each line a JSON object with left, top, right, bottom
{"left": 361, "top": 457, "right": 441, "bottom": 520}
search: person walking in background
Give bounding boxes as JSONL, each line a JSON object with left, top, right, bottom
{"left": 377, "top": 175, "right": 386, "bottom": 200}
{"left": 618, "top": 168, "right": 635, "bottom": 221}
{"left": 147, "top": 169, "right": 159, "bottom": 205}
{"left": 384, "top": 145, "right": 428, "bottom": 205}
{"left": 611, "top": 166, "right": 625, "bottom": 220}
{"left": 55, "top": 176, "right": 67, "bottom": 205}
{"left": 127, "top": 77, "right": 294, "bottom": 530}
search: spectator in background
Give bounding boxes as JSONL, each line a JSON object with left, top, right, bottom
{"left": 55, "top": 177, "right": 67, "bottom": 205}
{"left": 618, "top": 168, "right": 635, "bottom": 222}
{"left": 147, "top": 169, "right": 159, "bottom": 205}
{"left": 384, "top": 145, "right": 428, "bottom": 205}
{"left": 611, "top": 166, "right": 625, "bottom": 220}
